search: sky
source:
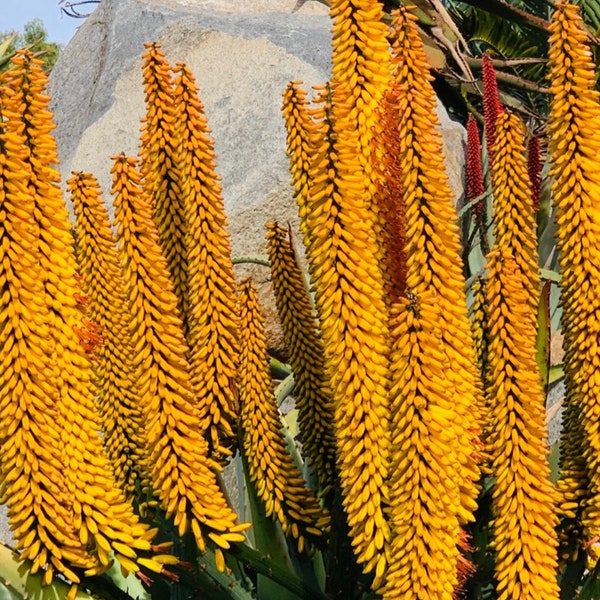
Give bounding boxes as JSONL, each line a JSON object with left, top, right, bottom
{"left": 2, "top": 0, "right": 89, "bottom": 46}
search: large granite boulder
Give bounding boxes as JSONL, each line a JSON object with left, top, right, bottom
{"left": 47, "top": 0, "right": 467, "bottom": 351}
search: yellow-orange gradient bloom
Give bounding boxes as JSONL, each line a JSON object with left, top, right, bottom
{"left": 548, "top": 0, "right": 600, "bottom": 548}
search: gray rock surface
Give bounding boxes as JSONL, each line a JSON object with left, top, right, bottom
{"left": 47, "top": 0, "right": 467, "bottom": 352}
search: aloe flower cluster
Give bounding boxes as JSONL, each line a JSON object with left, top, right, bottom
{"left": 238, "top": 279, "right": 330, "bottom": 551}
{"left": 548, "top": 0, "right": 600, "bottom": 552}
{"left": 2, "top": 0, "right": 600, "bottom": 597}
{"left": 111, "top": 154, "right": 248, "bottom": 558}
{"left": 0, "top": 51, "right": 171, "bottom": 591}
{"left": 69, "top": 171, "right": 148, "bottom": 500}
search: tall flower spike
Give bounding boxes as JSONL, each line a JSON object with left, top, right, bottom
{"left": 173, "top": 62, "right": 238, "bottom": 458}
{"left": 238, "top": 279, "right": 330, "bottom": 552}
{"left": 303, "top": 0, "right": 393, "bottom": 580}
{"left": 0, "top": 83, "right": 97, "bottom": 584}
{"left": 482, "top": 52, "right": 502, "bottom": 166}
{"left": 265, "top": 222, "right": 336, "bottom": 487}
{"left": 466, "top": 114, "right": 489, "bottom": 255}
{"left": 2, "top": 50, "right": 162, "bottom": 579}
{"left": 391, "top": 6, "right": 483, "bottom": 520}
{"left": 282, "top": 81, "right": 314, "bottom": 244}
{"left": 527, "top": 135, "right": 542, "bottom": 211}
{"left": 69, "top": 171, "right": 148, "bottom": 499}
{"left": 490, "top": 110, "right": 540, "bottom": 319}
{"left": 547, "top": 0, "right": 600, "bottom": 548}
{"left": 374, "top": 83, "right": 408, "bottom": 303}
{"left": 484, "top": 249, "right": 559, "bottom": 600}
{"left": 111, "top": 154, "right": 249, "bottom": 562}
{"left": 139, "top": 43, "right": 188, "bottom": 333}
{"left": 470, "top": 276, "right": 489, "bottom": 391}
{"left": 383, "top": 293, "right": 466, "bottom": 600}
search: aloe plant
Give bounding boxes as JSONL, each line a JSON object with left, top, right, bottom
{"left": 2, "top": 0, "right": 600, "bottom": 599}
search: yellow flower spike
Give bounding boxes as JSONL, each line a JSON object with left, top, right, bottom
{"left": 548, "top": 0, "right": 600, "bottom": 551}
{"left": 329, "top": 0, "right": 391, "bottom": 202}
{"left": 0, "top": 81, "right": 96, "bottom": 583}
{"left": 470, "top": 277, "right": 488, "bottom": 381}
{"left": 173, "top": 62, "right": 239, "bottom": 458}
{"left": 265, "top": 222, "right": 336, "bottom": 487}
{"left": 390, "top": 6, "right": 483, "bottom": 518}
{"left": 383, "top": 293, "right": 465, "bottom": 600}
{"left": 373, "top": 83, "right": 408, "bottom": 303}
{"left": 237, "top": 279, "right": 330, "bottom": 550}
{"left": 484, "top": 249, "right": 559, "bottom": 600}
{"left": 69, "top": 171, "right": 149, "bottom": 500}
{"left": 298, "top": 0, "right": 393, "bottom": 577}
{"left": 139, "top": 43, "right": 187, "bottom": 332}
{"left": 282, "top": 81, "right": 315, "bottom": 243}
{"left": 1, "top": 49, "right": 160, "bottom": 580}
{"left": 490, "top": 111, "right": 540, "bottom": 318}
{"left": 110, "top": 153, "right": 249, "bottom": 553}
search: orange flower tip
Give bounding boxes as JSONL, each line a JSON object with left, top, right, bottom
{"left": 136, "top": 570, "right": 153, "bottom": 588}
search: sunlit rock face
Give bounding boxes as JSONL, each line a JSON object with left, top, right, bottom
{"left": 47, "top": 0, "right": 466, "bottom": 355}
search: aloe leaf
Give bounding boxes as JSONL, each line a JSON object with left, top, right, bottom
{"left": 540, "top": 268, "right": 560, "bottom": 283}
{"left": 0, "top": 542, "right": 95, "bottom": 599}
{"left": 549, "top": 364, "right": 564, "bottom": 385}
{"left": 536, "top": 280, "right": 551, "bottom": 393}
{"left": 548, "top": 439, "right": 561, "bottom": 483}
{"left": 232, "top": 256, "right": 270, "bottom": 267}
{"left": 538, "top": 189, "right": 557, "bottom": 269}
{"left": 270, "top": 358, "right": 292, "bottom": 379}
{"left": 275, "top": 373, "right": 295, "bottom": 406}
{"left": 229, "top": 543, "right": 330, "bottom": 600}
{"left": 239, "top": 447, "right": 299, "bottom": 600}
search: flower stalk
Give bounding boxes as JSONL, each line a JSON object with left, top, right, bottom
{"left": 390, "top": 6, "right": 483, "bottom": 522}
{"left": 173, "top": 62, "right": 239, "bottom": 458}
{"left": 265, "top": 222, "right": 336, "bottom": 487}
{"left": 111, "top": 153, "right": 249, "bottom": 562}
{"left": 69, "top": 171, "right": 148, "bottom": 500}
{"left": 237, "top": 279, "right": 330, "bottom": 552}
{"left": 484, "top": 250, "right": 559, "bottom": 600}
{"left": 547, "top": 0, "right": 600, "bottom": 550}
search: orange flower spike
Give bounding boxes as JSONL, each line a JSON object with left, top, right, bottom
{"left": 282, "top": 81, "right": 314, "bottom": 241}
{"left": 391, "top": 6, "right": 483, "bottom": 518}
{"left": 2, "top": 50, "right": 164, "bottom": 577}
{"left": 470, "top": 276, "right": 488, "bottom": 383}
{"left": 69, "top": 171, "right": 149, "bottom": 499}
{"left": 383, "top": 293, "right": 465, "bottom": 600}
{"left": 484, "top": 250, "right": 560, "bottom": 600}
{"left": 173, "top": 62, "right": 239, "bottom": 457}
{"left": 547, "top": 0, "right": 600, "bottom": 548}
{"left": 490, "top": 110, "right": 540, "bottom": 318}
{"left": 111, "top": 154, "right": 249, "bottom": 559}
{"left": 329, "top": 0, "right": 392, "bottom": 195}
{"left": 139, "top": 43, "right": 188, "bottom": 332}
{"left": 374, "top": 84, "right": 408, "bottom": 303}
{"left": 0, "top": 83, "right": 97, "bottom": 583}
{"left": 265, "top": 222, "right": 336, "bottom": 486}
{"left": 306, "top": 0, "right": 394, "bottom": 581}
{"left": 238, "top": 279, "right": 330, "bottom": 551}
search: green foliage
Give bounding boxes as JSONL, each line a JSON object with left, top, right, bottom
{"left": 0, "top": 19, "right": 60, "bottom": 73}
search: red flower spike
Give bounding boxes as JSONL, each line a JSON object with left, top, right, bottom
{"left": 466, "top": 115, "right": 485, "bottom": 203}
{"left": 482, "top": 52, "right": 502, "bottom": 166}
{"left": 528, "top": 135, "right": 542, "bottom": 211}
{"left": 466, "top": 115, "right": 488, "bottom": 254}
